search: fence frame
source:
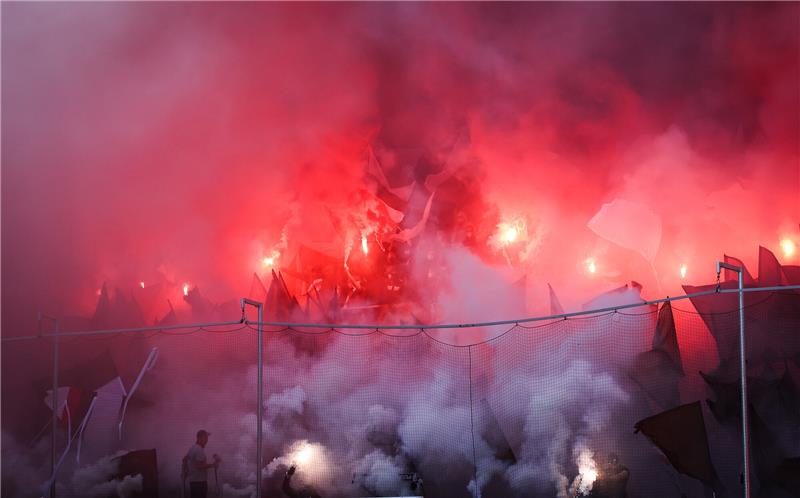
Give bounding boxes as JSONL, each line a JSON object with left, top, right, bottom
{"left": 4, "top": 281, "right": 799, "bottom": 497}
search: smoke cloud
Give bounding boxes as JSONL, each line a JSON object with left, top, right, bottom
{"left": 2, "top": 2, "right": 798, "bottom": 498}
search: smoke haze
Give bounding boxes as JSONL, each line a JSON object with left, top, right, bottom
{"left": 2, "top": 3, "right": 799, "bottom": 498}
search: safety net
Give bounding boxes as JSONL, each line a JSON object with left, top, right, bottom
{"left": 2, "top": 288, "right": 799, "bottom": 498}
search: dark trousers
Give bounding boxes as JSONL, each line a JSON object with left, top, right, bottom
{"left": 189, "top": 481, "right": 208, "bottom": 498}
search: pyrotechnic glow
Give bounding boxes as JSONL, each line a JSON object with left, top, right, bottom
{"left": 781, "top": 238, "right": 796, "bottom": 258}
{"left": 262, "top": 250, "right": 280, "bottom": 268}
{"left": 573, "top": 448, "right": 599, "bottom": 496}
{"left": 183, "top": 283, "right": 189, "bottom": 296}
{"left": 585, "top": 258, "right": 597, "bottom": 274}
{"left": 139, "top": 281, "right": 145, "bottom": 289}
{"left": 266, "top": 440, "right": 333, "bottom": 489}
{"left": 361, "top": 235, "right": 369, "bottom": 255}
{"left": 285, "top": 440, "right": 325, "bottom": 468}
{"left": 680, "top": 264, "right": 687, "bottom": 279}
{"left": 495, "top": 219, "right": 526, "bottom": 247}
{"left": 295, "top": 443, "right": 313, "bottom": 465}
{"left": 503, "top": 226, "right": 518, "bottom": 244}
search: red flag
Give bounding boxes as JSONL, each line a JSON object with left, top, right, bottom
{"left": 634, "top": 401, "right": 722, "bottom": 491}
{"left": 548, "top": 283, "right": 564, "bottom": 315}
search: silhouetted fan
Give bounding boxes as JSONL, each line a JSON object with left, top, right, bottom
{"left": 113, "top": 448, "right": 158, "bottom": 498}
{"left": 634, "top": 401, "right": 723, "bottom": 494}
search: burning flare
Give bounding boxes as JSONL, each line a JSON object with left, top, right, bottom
{"left": 680, "top": 264, "right": 687, "bottom": 279}
{"left": 569, "top": 447, "right": 599, "bottom": 497}
{"left": 781, "top": 238, "right": 796, "bottom": 258}
{"left": 139, "top": 281, "right": 145, "bottom": 289}
{"left": 262, "top": 250, "right": 280, "bottom": 268}
{"left": 183, "top": 283, "right": 189, "bottom": 296}
{"left": 294, "top": 443, "right": 314, "bottom": 465}
{"left": 496, "top": 218, "right": 526, "bottom": 247}
{"left": 361, "top": 235, "right": 369, "bottom": 255}
{"left": 585, "top": 258, "right": 597, "bottom": 275}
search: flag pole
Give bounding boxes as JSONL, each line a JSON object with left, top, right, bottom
{"left": 241, "top": 298, "right": 264, "bottom": 498}
{"left": 716, "top": 261, "right": 750, "bottom": 498}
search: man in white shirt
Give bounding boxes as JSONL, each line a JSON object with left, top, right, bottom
{"left": 182, "top": 429, "right": 220, "bottom": 498}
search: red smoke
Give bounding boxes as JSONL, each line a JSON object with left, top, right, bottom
{"left": 2, "top": 2, "right": 798, "bottom": 333}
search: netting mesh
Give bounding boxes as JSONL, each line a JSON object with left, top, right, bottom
{"left": 2, "top": 290, "right": 799, "bottom": 498}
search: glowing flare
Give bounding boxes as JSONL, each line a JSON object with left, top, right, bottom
{"left": 585, "top": 258, "right": 597, "bottom": 274}
{"left": 262, "top": 250, "right": 280, "bottom": 268}
{"left": 572, "top": 448, "right": 599, "bottom": 496}
{"left": 503, "top": 226, "right": 518, "bottom": 244}
{"left": 140, "top": 281, "right": 145, "bottom": 289}
{"left": 295, "top": 443, "right": 313, "bottom": 465}
{"left": 781, "top": 238, "right": 796, "bottom": 258}
{"left": 680, "top": 264, "right": 687, "bottom": 279}
{"left": 361, "top": 235, "right": 369, "bottom": 255}
{"left": 496, "top": 219, "right": 526, "bottom": 247}
{"left": 183, "top": 283, "right": 189, "bottom": 296}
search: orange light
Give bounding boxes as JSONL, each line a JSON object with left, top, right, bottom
{"left": 183, "top": 283, "right": 189, "bottom": 296}
{"left": 680, "top": 264, "right": 687, "bottom": 279}
{"left": 585, "top": 258, "right": 597, "bottom": 274}
{"left": 361, "top": 235, "right": 369, "bottom": 255}
{"left": 780, "top": 238, "right": 796, "bottom": 258}
{"left": 140, "top": 281, "right": 145, "bottom": 289}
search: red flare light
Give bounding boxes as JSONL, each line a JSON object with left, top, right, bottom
{"left": 781, "top": 238, "right": 796, "bottom": 258}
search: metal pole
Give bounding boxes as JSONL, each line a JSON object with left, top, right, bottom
{"left": 257, "top": 302, "right": 263, "bottom": 498}
{"left": 717, "top": 262, "right": 750, "bottom": 498}
{"left": 241, "top": 299, "right": 264, "bottom": 498}
{"left": 737, "top": 269, "right": 750, "bottom": 498}
{"left": 39, "top": 313, "right": 60, "bottom": 498}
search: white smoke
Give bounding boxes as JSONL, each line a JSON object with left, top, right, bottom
{"left": 68, "top": 450, "right": 143, "bottom": 497}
